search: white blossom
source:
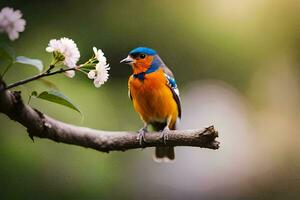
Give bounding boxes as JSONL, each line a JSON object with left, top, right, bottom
{"left": 46, "top": 37, "right": 80, "bottom": 77}
{"left": 64, "top": 70, "right": 75, "bottom": 78}
{"left": 89, "top": 47, "right": 110, "bottom": 87}
{"left": 93, "top": 63, "right": 110, "bottom": 87}
{"left": 93, "top": 47, "right": 107, "bottom": 65}
{"left": 0, "top": 7, "right": 26, "bottom": 41}
{"left": 87, "top": 70, "right": 96, "bottom": 79}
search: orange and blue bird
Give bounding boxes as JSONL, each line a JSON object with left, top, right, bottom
{"left": 120, "top": 47, "right": 181, "bottom": 161}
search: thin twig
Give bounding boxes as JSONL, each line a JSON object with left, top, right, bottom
{"left": 1, "top": 67, "right": 75, "bottom": 92}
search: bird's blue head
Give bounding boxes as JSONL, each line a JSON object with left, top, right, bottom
{"left": 129, "top": 47, "right": 157, "bottom": 56}
{"left": 120, "top": 47, "right": 160, "bottom": 74}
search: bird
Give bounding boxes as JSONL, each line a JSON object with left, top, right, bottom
{"left": 120, "top": 47, "right": 181, "bottom": 162}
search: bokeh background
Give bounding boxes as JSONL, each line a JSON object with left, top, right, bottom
{"left": 1, "top": 0, "right": 300, "bottom": 199}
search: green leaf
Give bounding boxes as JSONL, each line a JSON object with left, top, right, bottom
{"left": 31, "top": 91, "right": 38, "bottom": 97}
{"left": 27, "top": 91, "right": 38, "bottom": 105}
{"left": 0, "top": 43, "right": 15, "bottom": 75}
{"left": 0, "top": 43, "right": 15, "bottom": 60}
{"left": 36, "top": 90, "right": 81, "bottom": 114}
{"left": 15, "top": 56, "right": 43, "bottom": 72}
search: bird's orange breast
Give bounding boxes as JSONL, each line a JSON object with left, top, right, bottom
{"left": 128, "top": 69, "right": 178, "bottom": 127}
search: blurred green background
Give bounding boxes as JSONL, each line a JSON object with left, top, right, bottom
{"left": 1, "top": 0, "right": 300, "bottom": 199}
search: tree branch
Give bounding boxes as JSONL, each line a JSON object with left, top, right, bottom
{"left": 0, "top": 80, "right": 219, "bottom": 153}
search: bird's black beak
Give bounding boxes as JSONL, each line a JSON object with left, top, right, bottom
{"left": 120, "top": 56, "right": 134, "bottom": 64}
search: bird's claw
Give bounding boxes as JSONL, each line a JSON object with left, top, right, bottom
{"left": 137, "top": 127, "right": 147, "bottom": 146}
{"left": 159, "top": 128, "right": 170, "bottom": 144}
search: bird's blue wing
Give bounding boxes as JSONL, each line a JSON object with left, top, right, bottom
{"left": 153, "top": 55, "right": 181, "bottom": 118}
{"left": 164, "top": 73, "right": 181, "bottom": 118}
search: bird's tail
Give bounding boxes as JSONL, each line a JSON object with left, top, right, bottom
{"left": 152, "top": 122, "right": 175, "bottom": 162}
{"left": 154, "top": 146, "right": 175, "bottom": 162}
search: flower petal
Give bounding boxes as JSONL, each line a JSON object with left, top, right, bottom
{"left": 88, "top": 70, "right": 96, "bottom": 79}
{"left": 93, "top": 47, "right": 97, "bottom": 55}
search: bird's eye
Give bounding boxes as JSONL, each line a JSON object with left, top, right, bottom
{"left": 139, "top": 54, "right": 146, "bottom": 59}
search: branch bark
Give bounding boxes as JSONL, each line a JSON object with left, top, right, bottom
{"left": 0, "top": 80, "right": 219, "bottom": 153}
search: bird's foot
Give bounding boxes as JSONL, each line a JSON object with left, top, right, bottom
{"left": 159, "top": 127, "right": 170, "bottom": 144}
{"left": 137, "top": 127, "right": 148, "bottom": 146}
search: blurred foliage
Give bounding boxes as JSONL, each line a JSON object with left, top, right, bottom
{"left": 0, "top": 0, "right": 300, "bottom": 199}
